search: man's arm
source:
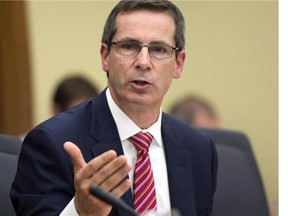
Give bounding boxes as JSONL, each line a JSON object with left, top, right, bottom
{"left": 10, "top": 128, "right": 132, "bottom": 216}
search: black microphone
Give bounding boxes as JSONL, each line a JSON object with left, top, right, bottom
{"left": 89, "top": 184, "right": 139, "bottom": 216}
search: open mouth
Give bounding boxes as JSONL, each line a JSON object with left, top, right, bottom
{"left": 133, "top": 80, "right": 148, "bottom": 85}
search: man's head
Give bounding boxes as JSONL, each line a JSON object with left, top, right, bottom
{"left": 100, "top": 0, "right": 186, "bottom": 120}
{"left": 169, "top": 95, "right": 220, "bottom": 128}
{"left": 52, "top": 75, "right": 99, "bottom": 114}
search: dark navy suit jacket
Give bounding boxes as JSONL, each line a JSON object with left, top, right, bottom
{"left": 11, "top": 89, "right": 217, "bottom": 216}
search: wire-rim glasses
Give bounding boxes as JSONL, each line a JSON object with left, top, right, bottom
{"left": 110, "top": 41, "right": 180, "bottom": 59}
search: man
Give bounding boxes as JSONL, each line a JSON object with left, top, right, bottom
{"left": 169, "top": 94, "right": 220, "bottom": 128}
{"left": 52, "top": 75, "right": 99, "bottom": 114}
{"left": 11, "top": 1, "right": 217, "bottom": 216}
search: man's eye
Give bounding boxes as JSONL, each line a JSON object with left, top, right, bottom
{"left": 120, "top": 42, "right": 137, "bottom": 50}
{"left": 150, "top": 45, "right": 168, "bottom": 53}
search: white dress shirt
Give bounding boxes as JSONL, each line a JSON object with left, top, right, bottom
{"left": 61, "top": 88, "right": 171, "bottom": 216}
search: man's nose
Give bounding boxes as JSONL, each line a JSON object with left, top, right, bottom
{"left": 135, "top": 46, "right": 152, "bottom": 71}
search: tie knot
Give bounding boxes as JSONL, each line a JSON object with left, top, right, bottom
{"left": 129, "top": 132, "right": 153, "bottom": 152}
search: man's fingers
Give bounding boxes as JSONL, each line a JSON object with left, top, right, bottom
{"left": 64, "top": 141, "right": 119, "bottom": 180}
{"left": 64, "top": 141, "right": 86, "bottom": 173}
{"left": 93, "top": 155, "right": 131, "bottom": 188}
{"left": 110, "top": 178, "right": 132, "bottom": 198}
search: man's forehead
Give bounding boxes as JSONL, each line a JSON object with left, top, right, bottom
{"left": 114, "top": 10, "right": 176, "bottom": 42}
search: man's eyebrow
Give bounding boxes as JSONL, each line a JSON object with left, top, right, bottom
{"left": 150, "top": 41, "right": 170, "bottom": 45}
{"left": 114, "top": 37, "right": 171, "bottom": 45}
{"left": 114, "top": 37, "right": 138, "bottom": 42}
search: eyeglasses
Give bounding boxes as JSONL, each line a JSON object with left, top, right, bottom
{"left": 110, "top": 41, "right": 180, "bottom": 59}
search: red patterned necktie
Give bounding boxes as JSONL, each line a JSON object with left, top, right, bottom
{"left": 129, "top": 132, "right": 157, "bottom": 215}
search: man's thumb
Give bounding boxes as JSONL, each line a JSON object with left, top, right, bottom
{"left": 64, "top": 141, "right": 86, "bottom": 173}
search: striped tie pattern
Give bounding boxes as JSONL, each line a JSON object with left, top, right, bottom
{"left": 129, "top": 132, "right": 157, "bottom": 215}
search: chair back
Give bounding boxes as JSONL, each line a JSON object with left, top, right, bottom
{"left": 0, "top": 134, "right": 22, "bottom": 216}
{"left": 200, "top": 128, "right": 270, "bottom": 216}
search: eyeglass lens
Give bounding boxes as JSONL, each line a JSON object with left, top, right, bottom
{"left": 114, "top": 41, "right": 176, "bottom": 59}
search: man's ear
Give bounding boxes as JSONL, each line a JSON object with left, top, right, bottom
{"left": 100, "top": 43, "right": 109, "bottom": 72}
{"left": 173, "top": 50, "right": 186, "bottom": 79}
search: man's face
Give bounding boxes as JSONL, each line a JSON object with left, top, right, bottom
{"left": 101, "top": 10, "right": 185, "bottom": 111}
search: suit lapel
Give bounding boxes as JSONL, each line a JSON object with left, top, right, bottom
{"left": 162, "top": 114, "right": 197, "bottom": 216}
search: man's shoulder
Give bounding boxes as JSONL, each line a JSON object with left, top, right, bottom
{"left": 30, "top": 98, "right": 95, "bottom": 137}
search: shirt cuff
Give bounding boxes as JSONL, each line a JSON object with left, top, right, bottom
{"left": 60, "top": 197, "right": 79, "bottom": 216}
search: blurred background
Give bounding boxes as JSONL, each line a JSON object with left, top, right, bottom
{"left": 0, "top": 0, "right": 278, "bottom": 214}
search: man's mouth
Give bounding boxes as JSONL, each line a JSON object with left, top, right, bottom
{"left": 133, "top": 80, "right": 148, "bottom": 85}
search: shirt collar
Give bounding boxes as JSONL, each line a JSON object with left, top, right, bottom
{"left": 106, "top": 88, "right": 162, "bottom": 146}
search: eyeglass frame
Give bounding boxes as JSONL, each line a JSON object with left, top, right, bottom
{"left": 109, "top": 40, "right": 180, "bottom": 59}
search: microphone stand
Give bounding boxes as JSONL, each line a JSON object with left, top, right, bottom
{"left": 89, "top": 184, "right": 139, "bottom": 216}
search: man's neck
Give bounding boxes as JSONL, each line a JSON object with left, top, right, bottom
{"left": 118, "top": 103, "right": 160, "bottom": 129}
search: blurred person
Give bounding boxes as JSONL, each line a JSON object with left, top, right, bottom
{"left": 169, "top": 94, "right": 220, "bottom": 128}
{"left": 11, "top": 1, "right": 218, "bottom": 216}
{"left": 52, "top": 75, "right": 100, "bottom": 114}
